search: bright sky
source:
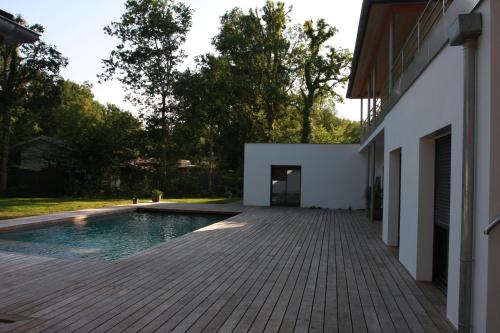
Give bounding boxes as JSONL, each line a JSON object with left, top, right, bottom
{"left": 0, "top": 0, "right": 363, "bottom": 120}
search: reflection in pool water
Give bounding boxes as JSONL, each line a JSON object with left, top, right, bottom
{"left": 0, "top": 212, "right": 228, "bottom": 261}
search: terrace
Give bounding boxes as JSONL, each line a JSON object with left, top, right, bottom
{"left": 0, "top": 204, "right": 454, "bottom": 332}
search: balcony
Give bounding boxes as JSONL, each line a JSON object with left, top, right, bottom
{"left": 349, "top": 0, "right": 454, "bottom": 141}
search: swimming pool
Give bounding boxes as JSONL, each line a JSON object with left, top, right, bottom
{"left": 0, "top": 211, "right": 229, "bottom": 261}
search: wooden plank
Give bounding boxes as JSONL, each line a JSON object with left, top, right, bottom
{"left": 23, "top": 210, "right": 278, "bottom": 332}
{"left": 0, "top": 206, "right": 456, "bottom": 333}
{"left": 324, "top": 211, "right": 338, "bottom": 333}
{"left": 236, "top": 211, "right": 319, "bottom": 333}
{"left": 186, "top": 210, "right": 309, "bottom": 332}
{"left": 136, "top": 209, "right": 302, "bottom": 332}
{"left": 255, "top": 209, "right": 322, "bottom": 332}
{"left": 217, "top": 211, "right": 316, "bottom": 333}
{"left": 293, "top": 211, "right": 328, "bottom": 333}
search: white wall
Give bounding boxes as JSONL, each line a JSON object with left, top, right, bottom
{"left": 486, "top": 1, "right": 500, "bottom": 332}
{"left": 244, "top": 144, "right": 366, "bottom": 209}
{"left": 374, "top": 1, "right": 493, "bottom": 329}
{"left": 380, "top": 44, "right": 463, "bottom": 329}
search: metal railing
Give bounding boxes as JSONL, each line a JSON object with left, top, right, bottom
{"left": 484, "top": 216, "right": 500, "bottom": 235}
{"left": 392, "top": 0, "right": 452, "bottom": 84}
{"left": 362, "top": 0, "right": 453, "bottom": 137}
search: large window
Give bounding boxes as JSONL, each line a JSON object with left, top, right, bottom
{"left": 270, "top": 166, "right": 301, "bottom": 207}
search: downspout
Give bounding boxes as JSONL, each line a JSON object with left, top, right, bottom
{"left": 448, "top": 14, "right": 482, "bottom": 333}
{"left": 370, "top": 141, "right": 376, "bottom": 223}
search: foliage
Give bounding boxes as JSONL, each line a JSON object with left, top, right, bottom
{"left": 365, "top": 178, "right": 383, "bottom": 219}
{"left": 291, "top": 19, "right": 352, "bottom": 142}
{"left": 151, "top": 189, "right": 163, "bottom": 196}
{"left": 100, "top": 0, "right": 192, "bottom": 190}
{"left": 170, "top": 1, "right": 358, "bottom": 190}
{"left": 310, "top": 106, "right": 361, "bottom": 144}
{"left": 8, "top": 79, "right": 147, "bottom": 196}
{"left": 0, "top": 19, "right": 67, "bottom": 194}
{"left": 5, "top": 1, "right": 360, "bottom": 199}
{"left": 213, "top": 1, "right": 293, "bottom": 143}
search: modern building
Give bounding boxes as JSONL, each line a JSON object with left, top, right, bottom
{"left": 244, "top": 143, "right": 366, "bottom": 209}
{"left": 243, "top": 0, "right": 499, "bottom": 331}
{"left": 0, "top": 9, "right": 39, "bottom": 44}
{"left": 347, "top": 0, "right": 499, "bottom": 332}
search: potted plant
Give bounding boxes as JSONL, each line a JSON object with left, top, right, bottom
{"left": 365, "top": 186, "right": 372, "bottom": 218}
{"left": 373, "top": 178, "right": 383, "bottom": 221}
{"left": 151, "top": 189, "right": 163, "bottom": 203}
{"left": 365, "top": 178, "right": 384, "bottom": 221}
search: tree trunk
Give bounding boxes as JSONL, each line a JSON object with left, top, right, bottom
{"left": 160, "top": 99, "right": 168, "bottom": 191}
{"left": 301, "top": 107, "right": 311, "bottom": 143}
{"left": 0, "top": 104, "right": 9, "bottom": 195}
{"left": 208, "top": 127, "right": 214, "bottom": 194}
{"left": 0, "top": 47, "right": 18, "bottom": 195}
{"left": 301, "top": 95, "right": 314, "bottom": 143}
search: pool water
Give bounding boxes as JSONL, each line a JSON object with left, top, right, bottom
{"left": 0, "top": 212, "right": 228, "bottom": 261}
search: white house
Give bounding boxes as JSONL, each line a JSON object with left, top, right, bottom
{"left": 244, "top": 143, "right": 366, "bottom": 209}
{"left": 243, "top": 0, "right": 499, "bottom": 331}
{"left": 347, "top": 0, "right": 499, "bottom": 332}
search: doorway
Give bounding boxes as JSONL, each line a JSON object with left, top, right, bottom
{"left": 270, "top": 166, "right": 301, "bottom": 207}
{"left": 387, "top": 148, "right": 402, "bottom": 247}
{"left": 433, "top": 134, "right": 451, "bottom": 293}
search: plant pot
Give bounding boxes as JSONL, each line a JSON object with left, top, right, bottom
{"left": 152, "top": 194, "right": 162, "bottom": 203}
{"left": 132, "top": 197, "right": 139, "bottom": 204}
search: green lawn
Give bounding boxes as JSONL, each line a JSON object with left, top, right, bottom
{"left": 0, "top": 197, "right": 241, "bottom": 220}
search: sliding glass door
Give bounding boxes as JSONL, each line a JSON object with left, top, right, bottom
{"left": 270, "top": 166, "right": 301, "bottom": 207}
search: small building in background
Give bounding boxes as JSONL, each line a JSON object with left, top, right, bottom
{"left": 176, "top": 159, "right": 198, "bottom": 171}
{"left": 11, "top": 136, "right": 74, "bottom": 172}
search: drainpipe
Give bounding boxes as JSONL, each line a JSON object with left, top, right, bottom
{"left": 370, "top": 141, "right": 376, "bottom": 223}
{"left": 361, "top": 98, "right": 364, "bottom": 137}
{"left": 448, "top": 14, "right": 482, "bottom": 333}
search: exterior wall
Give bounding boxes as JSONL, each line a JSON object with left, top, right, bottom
{"left": 472, "top": 1, "right": 493, "bottom": 332}
{"left": 486, "top": 1, "right": 500, "bottom": 332}
{"left": 20, "top": 141, "right": 61, "bottom": 171}
{"left": 243, "top": 144, "right": 366, "bottom": 209}
{"left": 375, "top": 0, "right": 493, "bottom": 329}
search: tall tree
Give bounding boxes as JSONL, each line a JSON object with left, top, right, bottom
{"left": 100, "top": 0, "right": 192, "bottom": 190}
{"left": 214, "top": 1, "right": 291, "bottom": 142}
{"left": 292, "top": 19, "right": 351, "bottom": 143}
{"left": 174, "top": 55, "right": 233, "bottom": 192}
{"left": 0, "top": 20, "right": 67, "bottom": 194}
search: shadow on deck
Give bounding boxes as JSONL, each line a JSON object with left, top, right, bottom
{"left": 0, "top": 206, "right": 454, "bottom": 332}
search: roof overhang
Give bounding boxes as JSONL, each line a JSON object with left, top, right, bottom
{"left": 347, "top": 0, "right": 427, "bottom": 98}
{"left": 0, "top": 11, "right": 39, "bottom": 45}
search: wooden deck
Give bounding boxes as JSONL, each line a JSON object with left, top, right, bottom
{"left": 0, "top": 205, "right": 455, "bottom": 332}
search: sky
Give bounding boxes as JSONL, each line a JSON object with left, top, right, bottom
{"left": 0, "top": 0, "right": 363, "bottom": 120}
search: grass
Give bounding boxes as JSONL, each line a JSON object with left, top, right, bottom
{"left": 0, "top": 197, "right": 241, "bottom": 220}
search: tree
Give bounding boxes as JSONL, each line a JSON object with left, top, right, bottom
{"left": 214, "top": 1, "right": 292, "bottom": 142}
{"left": 292, "top": 19, "right": 352, "bottom": 143}
{"left": 31, "top": 80, "right": 145, "bottom": 194}
{"left": 100, "top": 0, "right": 192, "bottom": 191}
{"left": 310, "top": 105, "right": 360, "bottom": 144}
{"left": 174, "top": 55, "right": 233, "bottom": 193}
{"left": 0, "top": 20, "right": 67, "bottom": 194}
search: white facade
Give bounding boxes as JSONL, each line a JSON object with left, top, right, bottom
{"left": 242, "top": 1, "right": 499, "bottom": 331}
{"left": 355, "top": 0, "right": 500, "bottom": 331}
{"left": 243, "top": 144, "right": 366, "bottom": 209}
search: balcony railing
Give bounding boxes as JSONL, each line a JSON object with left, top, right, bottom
{"left": 392, "top": 0, "right": 452, "bottom": 84}
{"left": 362, "top": 0, "right": 454, "bottom": 139}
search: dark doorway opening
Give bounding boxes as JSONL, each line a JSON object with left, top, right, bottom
{"left": 270, "top": 166, "right": 301, "bottom": 207}
{"left": 433, "top": 134, "right": 451, "bottom": 294}
{"left": 397, "top": 150, "right": 402, "bottom": 247}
